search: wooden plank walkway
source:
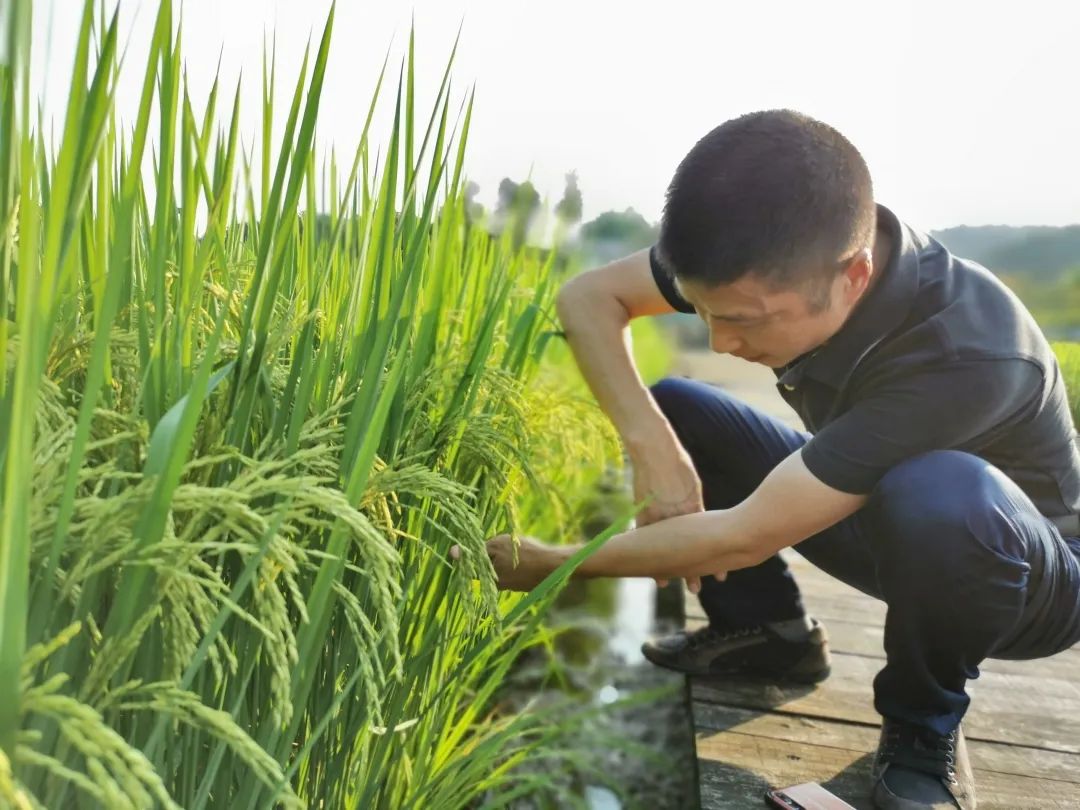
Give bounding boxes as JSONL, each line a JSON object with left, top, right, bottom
{"left": 665, "top": 350, "right": 1080, "bottom": 809}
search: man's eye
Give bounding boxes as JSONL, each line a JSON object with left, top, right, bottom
{"left": 743, "top": 315, "right": 775, "bottom": 327}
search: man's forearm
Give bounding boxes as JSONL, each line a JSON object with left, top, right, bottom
{"left": 553, "top": 510, "right": 761, "bottom": 580}
{"left": 555, "top": 279, "right": 674, "bottom": 453}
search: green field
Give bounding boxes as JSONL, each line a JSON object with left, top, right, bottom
{"left": 0, "top": 2, "right": 668, "bottom": 807}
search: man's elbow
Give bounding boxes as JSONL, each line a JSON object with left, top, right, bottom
{"left": 555, "top": 276, "right": 586, "bottom": 323}
{"left": 556, "top": 273, "right": 628, "bottom": 328}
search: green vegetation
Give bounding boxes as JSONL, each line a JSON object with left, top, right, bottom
{"left": 1052, "top": 343, "right": 1080, "bottom": 423}
{"left": 1006, "top": 273, "right": 1080, "bottom": 336}
{"left": 0, "top": 2, "right": 676, "bottom": 807}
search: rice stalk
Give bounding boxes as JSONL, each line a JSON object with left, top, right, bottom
{"left": 1, "top": 0, "right": 655, "bottom": 806}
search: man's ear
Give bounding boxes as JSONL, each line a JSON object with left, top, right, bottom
{"left": 842, "top": 248, "right": 873, "bottom": 301}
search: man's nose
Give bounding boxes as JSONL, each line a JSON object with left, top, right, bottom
{"left": 710, "top": 328, "right": 742, "bottom": 355}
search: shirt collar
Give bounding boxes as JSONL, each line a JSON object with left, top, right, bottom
{"left": 776, "top": 202, "right": 920, "bottom": 392}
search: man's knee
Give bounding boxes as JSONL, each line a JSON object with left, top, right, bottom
{"left": 648, "top": 376, "right": 697, "bottom": 418}
{"left": 866, "top": 450, "right": 1031, "bottom": 631}
{"left": 866, "top": 450, "right": 1012, "bottom": 566}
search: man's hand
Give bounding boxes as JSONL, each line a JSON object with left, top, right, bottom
{"left": 628, "top": 441, "right": 727, "bottom": 593}
{"left": 449, "top": 533, "right": 558, "bottom": 592}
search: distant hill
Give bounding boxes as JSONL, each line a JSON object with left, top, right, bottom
{"left": 931, "top": 224, "right": 1080, "bottom": 281}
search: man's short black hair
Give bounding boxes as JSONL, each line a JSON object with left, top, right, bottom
{"left": 655, "top": 109, "right": 876, "bottom": 311}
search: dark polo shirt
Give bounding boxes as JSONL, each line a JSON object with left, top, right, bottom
{"left": 649, "top": 202, "right": 1080, "bottom": 525}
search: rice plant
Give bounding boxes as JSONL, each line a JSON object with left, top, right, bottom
{"left": 0, "top": 1, "right": 658, "bottom": 807}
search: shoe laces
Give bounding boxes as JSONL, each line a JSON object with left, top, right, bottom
{"left": 687, "top": 624, "right": 763, "bottom": 649}
{"left": 878, "top": 719, "right": 959, "bottom": 783}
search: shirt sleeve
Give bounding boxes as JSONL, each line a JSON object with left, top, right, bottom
{"left": 649, "top": 244, "right": 697, "bottom": 314}
{"left": 800, "top": 358, "right": 1044, "bottom": 494}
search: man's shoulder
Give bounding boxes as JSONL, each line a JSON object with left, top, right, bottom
{"left": 902, "top": 231, "right": 1051, "bottom": 367}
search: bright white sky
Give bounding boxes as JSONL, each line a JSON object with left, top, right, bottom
{"left": 30, "top": 0, "right": 1080, "bottom": 230}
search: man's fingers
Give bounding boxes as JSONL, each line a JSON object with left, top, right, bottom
{"left": 687, "top": 576, "right": 702, "bottom": 594}
{"left": 714, "top": 571, "right": 728, "bottom": 581}
{"left": 654, "top": 578, "right": 669, "bottom": 587}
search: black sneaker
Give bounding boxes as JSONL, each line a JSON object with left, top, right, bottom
{"left": 871, "top": 718, "right": 976, "bottom": 809}
{"left": 639, "top": 618, "right": 830, "bottom": 683}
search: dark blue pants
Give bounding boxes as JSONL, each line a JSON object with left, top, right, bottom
{"left": 649, "top": 376, "right": 1080, "bottom": 736}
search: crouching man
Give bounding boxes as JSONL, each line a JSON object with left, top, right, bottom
{"left": 451, "top": 109, "right": 1080, "bottom": 810}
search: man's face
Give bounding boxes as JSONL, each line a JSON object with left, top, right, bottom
{"left": 673, "top": 253, "right": 872, "bottom": 368}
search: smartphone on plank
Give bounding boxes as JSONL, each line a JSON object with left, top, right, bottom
{"left": 763, "top": 781, "right": 858, "bottom": 809}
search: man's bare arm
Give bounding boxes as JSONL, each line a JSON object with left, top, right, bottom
{"left": 554, "top": 248, "right": 684, "bottom": 455}
{"left": 556, "top": 247, "right": 713, "bottom": 575}
{"left": 552, "top": 450, "right": 868, "bottom": 579}
{"left": 554, "top": 510, "right": 759, "bottom": 580}
{"left": 713, "top": 449, "right": 869, "bottom": 564}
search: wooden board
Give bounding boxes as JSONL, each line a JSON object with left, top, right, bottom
{"left": 694, "top": 702, "right": 1080, "bottom": 785}
{"left": 696, "top": 709, "right": 1080, "bottom": 809}
{"left": 689, "top": 641, "right": 1080, "bottom": 753}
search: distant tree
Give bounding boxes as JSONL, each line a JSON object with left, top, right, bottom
{"left": 495, "top": 177, "right": 519, "bottom": 218}
{"left": 554, "top": 171, "right": 583, "bottom": 226}
{"left": 578, "top": 207, "right": 659, "bottom": 264}
{"left": 464, "top": 180, "right": 484, "bottom": 225}
{"left": 493, "top": 176, "right": 541, "bottom": 248}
